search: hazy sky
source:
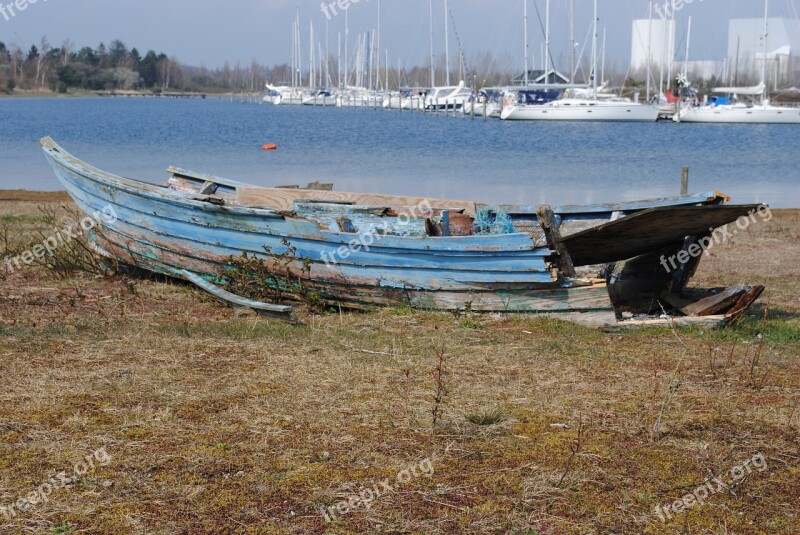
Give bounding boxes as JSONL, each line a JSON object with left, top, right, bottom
{"left": 1, "top": 0, "right": 798, "bottom": 73}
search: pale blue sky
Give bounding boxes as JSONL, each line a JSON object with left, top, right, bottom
{"left": 1, "top": 0, "right": 797, "bottom": 71}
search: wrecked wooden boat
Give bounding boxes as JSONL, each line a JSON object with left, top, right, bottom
{"left": 40, "top": 136, "right": 763, "bottom": 326}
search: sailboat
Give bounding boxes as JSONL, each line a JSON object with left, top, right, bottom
{"left": 414, "top": 0, "right": 471, "bottom": 111}
{"left": 501, "top": 0, "right": 659, "bottom": 122}
{"left": 424, "top": 81, "right": 472, "bottom": 111}
{"left": 463, "top": 88, "right": 509, "bottom": 118}
{"left": 265, "top": 14, "right": 310, "bottom": 105}
{"left": 676, "top": 1, "right": 800, "bottom": 124}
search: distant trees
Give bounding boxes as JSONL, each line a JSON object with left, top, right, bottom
{"left": 0, "top": 36, "right": 277, "bottom": 94}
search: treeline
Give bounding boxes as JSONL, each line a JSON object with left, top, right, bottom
{"left": 0, "top": 36, "right": 524, "bottom": 95}
{"left": 0, "top": 37, "right": 279, "bottom": 94}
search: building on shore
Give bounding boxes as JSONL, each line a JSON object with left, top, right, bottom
{"left": 630, "top": 19, "right": 676, "bottom": 75}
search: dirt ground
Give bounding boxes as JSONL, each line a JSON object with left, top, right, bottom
{"left": 1, "top": 193, "right": 798, "bottom": 534}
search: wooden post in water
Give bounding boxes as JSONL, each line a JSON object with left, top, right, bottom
{"left": 681, "top": 167, "right": 689, "bottom": 195}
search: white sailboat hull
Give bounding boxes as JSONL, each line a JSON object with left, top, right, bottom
{"left": 463, "top": 101, "right": 501, "bottom": 118}
{"left": 677, "top": 105, "right": 800, "bottom": 124}
{"left": 501, "top": 100, "right": 659, "bottom": 122}
{"left": 301, "top": 96, "right": 338, "bottom": 106}
{"left": 382, "top": 96, "right": 422, "bottom": 110}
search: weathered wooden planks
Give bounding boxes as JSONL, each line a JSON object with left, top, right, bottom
{"left": 536, "top": 205, "right": 576, "bottom": 278}
{"left": 181, "top": 269, "right": 297, "bottom": 321}
{"left": 237, "top": 186, "right": 478, "bottom": 216}
{"left": 608, "top": 315, "right": 730, "bottom": 329}
{"left": 560, "top": 205, "right": 761, "bottom": 266}
{"left": 680, "top": 286, "right": 748, "bottom": 316}
{"left": 407, "top": 280, "right": 614, "bottom": 314}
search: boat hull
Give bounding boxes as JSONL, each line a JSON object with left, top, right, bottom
{"left": 40, "top": 138, "right": 617, "bottom": 316}
{"left": 501, "top": 102, "right": 659, "bottom": 122}
{"left": 677, "top": 105, "right": 800, "bottom": 124}
{"left": 302, "top": 96, "right": 338, "bottom": 106}
{"left": 463, "top": 102, "right": 501, "bottom": 118}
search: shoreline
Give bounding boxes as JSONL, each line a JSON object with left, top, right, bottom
{"left": 0, "top": 90, "right": 235, "bottom": 100}
{"left": 2, "top": 189, "right": 799, "bottom": 209}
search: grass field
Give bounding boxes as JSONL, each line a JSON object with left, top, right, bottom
{"left": 1, "top": 194, "right": 799, "bottom": 534}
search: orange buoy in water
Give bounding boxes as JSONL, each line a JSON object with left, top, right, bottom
{"left": 261, "top": 143, "right": 278, "bottom": 151}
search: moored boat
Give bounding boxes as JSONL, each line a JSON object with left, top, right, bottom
{"left": 675, "top": 84, "right": 800, "bottom": 124}
{"left": 501, "top": 97, "right": 660, "bottom": 122}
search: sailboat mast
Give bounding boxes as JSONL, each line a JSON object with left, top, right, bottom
{"left": 667, "top": 8, "right": 675, "bottom": 98}
{"left": 601, "top": 26, "right": 607, "bottom": 88}
{"left": 762, "top": 0, "right": 769, "bottom": 99}
{"left": 659, "top": 15, "right": 666, "bottom": 102}
{"left": 291, "top": 19, "right": 296, "bottom": 90}
{"left": 429, "top": 0, "right": 435, "bottom": 86}
{"left": 369, "top": 31, "right": 375, "bottom": 90}
{"left": 444, "top": 0, "right": 450, "bottom": 86}
{"left": 684, "top": 16, "right": 691, "bottom": 78}
{"left": 377, "top": 0, "right": 381, "bottom": 90}
{"left": 310, "top": 21, "right": 314, "bottom": 88}
{"left": 524, "top": 0, "right": 529, "bottom": 86}
{"left": 345, "top": 8, "right": 349, "bottom": 88}
{"left": 592, "top": 0, "right": 598, "bottom": 98}
{"left": 326, "top": 17, "right": 330, "bottom": 87}
{"left": 570, "top": 0, "right": 575, "bottom": 82}
{"left": 646, "top": 1, "right": 652, "bottom": 101}
{"left": 544, "top": 0, "right": 550, "bottom": 89}
{"left": 298, "top": 13, "right": 303, "bottom": 87}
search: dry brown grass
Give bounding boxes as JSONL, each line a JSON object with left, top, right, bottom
{"left": 1, "top": 198, "right": 798, "bottom": 534}
{"left": 0, "top": 191, "right": 71, "bottom": 203}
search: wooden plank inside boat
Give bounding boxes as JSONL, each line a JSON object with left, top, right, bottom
{"left": 237, "top": 186, "right": 478, "bottom": 216}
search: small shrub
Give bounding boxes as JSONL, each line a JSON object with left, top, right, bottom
{"left": 465, "top": 410, "right": 505, "bottom": 426}
{"left": 220, "top": 238, "right": 322, "bottom": 311}
{"left": 34, "top": 205, "right": 115, "bottom": 278}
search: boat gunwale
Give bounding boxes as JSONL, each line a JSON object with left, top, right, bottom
{"left": 41, "top": 136, "right": 287, "bottom": 220}
{"left": 42, "top": 137, "right": 730, "bottom": 224}
{"left": 44, "top": 142, "right": 553, "bottom": 254}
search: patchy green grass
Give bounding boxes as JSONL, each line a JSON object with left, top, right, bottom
{"left": 0, "top": 200, "right": 798, "bottom": 534}
{"left": 465, "top": 410, "right": 506, "bottom": 426}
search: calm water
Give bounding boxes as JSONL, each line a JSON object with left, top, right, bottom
{"left": 0, "top": 97, "right": 798, "bottom": 207}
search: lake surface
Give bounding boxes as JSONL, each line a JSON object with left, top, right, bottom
{"left": 1, "top": 97, "right": 798, "bottom": 207}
